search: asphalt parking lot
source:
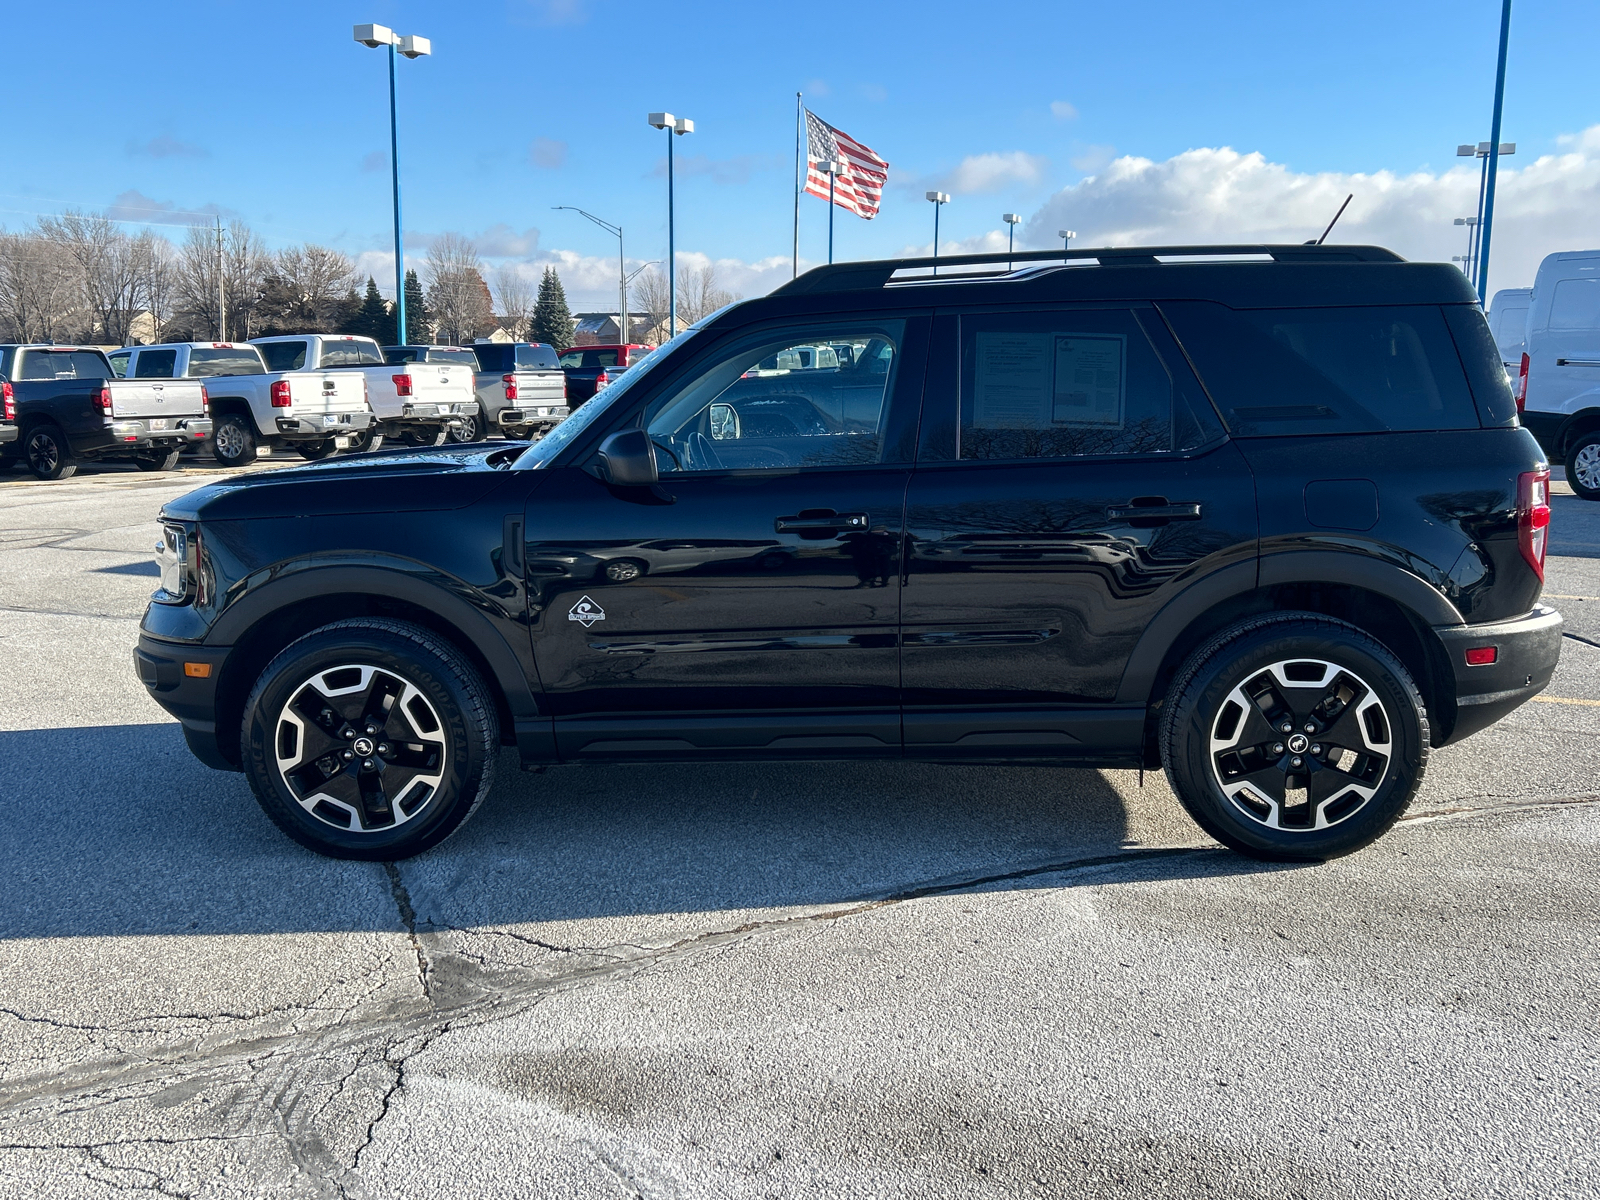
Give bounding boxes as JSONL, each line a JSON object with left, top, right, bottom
{"left": 1, "top": 457, "right": 1597, "bottom": 1199}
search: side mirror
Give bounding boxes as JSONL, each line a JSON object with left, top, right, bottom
{"left": 709, "top": 402, "right": 740, "bottom": 440}
{"left": 596, "top": 429, "right": 658, "bottom": 486}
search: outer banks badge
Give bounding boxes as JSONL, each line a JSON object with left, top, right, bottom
{"left": 568, "top": 595, "right": 606, "bottom": 627}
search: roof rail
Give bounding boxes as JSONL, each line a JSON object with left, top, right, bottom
{"left": 772, "top": 244, "right": 1406, "bottom": 296}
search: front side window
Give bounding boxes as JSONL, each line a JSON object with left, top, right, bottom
{"left": 645, "top": 322, "right": 902, "bottom": 472}
{"left": 1550, "top": 278, "right": 1600, "bottom": 330}
{"left": 108, "top": 352, "right": 130, "bottom": 379}
{"left": 257, "top": 341, "right": 307, "bottom": 371}
{"left": 132, "top": 348, "right": 178, "bottom": 378}
{"left": 957, "top": 308, "right": 1205, "bottom": 460}
{"left": 186, "top": 348, "right": 264, "bottom": 377}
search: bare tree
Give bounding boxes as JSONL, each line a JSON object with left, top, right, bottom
{"left": 0, "top": 230, "right": 76, "bottom": 343}
{"left": 493, "top": 266, "right": 534, "bottom": 338}
{"left": 37, "top": 211, "right": 144, "bottom": 345}
{"left": 425, "top": 234, "right": 495, "bottom": 344}
{"left": 630, "top": 266, "right": 671, "bottom": 342}
{"left": 130, "top": 231, "right": 176, "bottom": 343}
{"left": 675, "top": 262, "right": 738, "bottom": 326}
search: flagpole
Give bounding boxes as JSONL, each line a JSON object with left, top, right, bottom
{"left": 793, "top": 92, "right": 802, "bottom": 279}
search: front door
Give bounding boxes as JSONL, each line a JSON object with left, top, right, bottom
{"left": 524, "top": 316, "right": 923, "bottom": 761}
{"left": 901, "top": 304, "right": 1258, "bottom": 759}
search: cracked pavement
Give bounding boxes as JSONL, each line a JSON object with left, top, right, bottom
{"left": 0, "top": 460, "right": 1597, "bottom": 1198}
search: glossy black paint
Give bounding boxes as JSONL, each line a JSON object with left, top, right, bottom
{"left": 137, "top": 250, "right": 1563, "bottom": 776}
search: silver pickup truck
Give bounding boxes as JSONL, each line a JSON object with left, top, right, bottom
{"left": 462, "top": 341, "right": 569, "bottom": 441}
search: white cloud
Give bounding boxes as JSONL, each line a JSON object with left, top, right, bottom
{"left": 361, "top": 151, "right": 387, "bottom": 173}
{"left": 1070, "top": 144, "right": 1116, "bottom": 173}
{"left": 528, "top": 138, "right": 566, "bottom": 169}
{"left": 931, "top": 151, "right": 1050, "bottom": 195}
{"left": 1050, "top": 101, "right": 1078, "bottom": 121}
{"left": 1024, "top": 126, "right": 1600, "bottom": 294}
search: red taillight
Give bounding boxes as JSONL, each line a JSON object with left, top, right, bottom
{"left": 392, "top": 374, "right": 414, "bottom": 397}
{"left": 1518, "top": 468, "right": 1551, "bottom": 582}
{"left": 270, "top": 380, "right": 292, "bottom": 408}
{"left": 2, "top": 381, "right": 12, "bottom": 422}
{"left": 200, "top": 385, "right": 209, "bottom": 416}
{"left": 503, "top": 373, "right": 518, "bottom": 401}
{"left": 1464, "top": 646, "right": 1499, "bottom": 666}
{"left": 95, "top": 386, "right": 113, "bottom": 414}
{"left": 595, "top": 370, "right": 610, "bottom": 388}
{"left": 1516, "top": 352, "right": 1529, "bottom": 415}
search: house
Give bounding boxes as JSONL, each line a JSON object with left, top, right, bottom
{"left": 571, "top": 312, "right": 656, "bottom": 346}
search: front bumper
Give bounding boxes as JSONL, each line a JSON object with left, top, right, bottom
{"left": 106, "top": 417, "right": 212, "bottom": 449}
{"left": 134, "top": 635, "right": 238, "bottom": 771}
{"left": 1435, "top": 604, "right": 1564, "bottom": 744}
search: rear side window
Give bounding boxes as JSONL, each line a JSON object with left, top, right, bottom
{"left": 1549, "top": 278, "right": 1600, "bottom": 330}
{"left": 132, "top": 348, "right": 178, "bottom": 378}
{"left": 107, "top": 352, "right": 130, "bottom": 378}
{"left": 558, "top": 351, "right": 583, "bottom": 368}
{"left": 516, "top": 344, "right": 559, "bottom": 369}
{"left": 320, "top": 339, "right": 384, "bottom": 367}
{"left": 186, "top": 347, "right": 264, "bottom": 377}
{"left": 586, "top": 349, "right": 618, "bottom": 368}
{"left": 473, "top": 344, "right": 511, "bottom": 373}
{"left": 1490, "top": 303, "right": 1528, "bottom": 355}
{"left": 1160, "top": 302, "right": 1480, "bottom": 436}
{"left": 17, "top": 350, "right": 113, "bottom": 380}
{"left": 1443, "top": 305, "right": 1518, "bottom": 428}
{"left": 258, "top": 342, "right": 307, "bottom": 371}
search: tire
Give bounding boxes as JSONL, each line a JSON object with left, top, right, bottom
{"left": 603, "top": 558, "right": 646, "bottom": 583}
{"left": 241, "top": 618, "right": 500, "bottom": 860}
{"left": 212, "top": 413, "right": 258, "bottom": 468}
{"left": 448, "top": 406, "right": 487, "bottom": 443}
{"left": 1159, "top": 612, "right": 1429, "bottom": 861}
{"left": 134, "top": 450, "right": 182, "bottom": 472}
{"left": 24, "top": 424, "right": 76, "bottom": 481}
{"left": 1566, "top": 432, "right": 1600, "bottom": 501}
{"left": 296, "top": 439, "right": 339, "bottom": 461}
{"left": 344, "top": 427, "right": 385, "bottom": 455}
{"left": 399, "top": 427, "right": 449, "bottom": 448}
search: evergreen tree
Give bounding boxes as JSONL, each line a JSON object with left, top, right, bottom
{"left": 529, "top": 267, "right": 575, "bottom": 348}
{"left": 403, "top": 268, "right": 431, "bottom": 343}
{"left": 345, "top": 277, "right": 397, "bottom": 343}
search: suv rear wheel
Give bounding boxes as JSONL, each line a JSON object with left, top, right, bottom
{"left": 24, "top": 423, "right": 76, "bottom": 481}
{"left": 241, "top": 618, "right": 499, "bottom": 860}
{"left": 1566, "top": 431, "right": 1600, "bottom": 502}
{"left": 1160, "top": 613, "right": 1428, "bottom": 861}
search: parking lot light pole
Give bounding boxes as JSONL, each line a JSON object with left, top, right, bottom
{"left": 1059, "top": 229, "right": 1076, "bottom": 250}
{"left": 649, "top": 113, "right": 694, "bottom": 336}
{"left": 817, "top": 161, "right": 843, "bottom": 263}
{"left": 1003, "top": 213, "right": 1021, "bottom": 264}
{"left": 1453, "top": 216, "right": 1479, "bottom": 277}
{"left": 926, "top": 192, "right": 949, "bottom": 274}
{"left": 354, "top": 24, "right": 430, "bottom": 344}
{"left": 1477, "top": 0, "right": 1514, "bottom": 304}
{"left": 553, "top": 207, "right": 626, "bottom": 344}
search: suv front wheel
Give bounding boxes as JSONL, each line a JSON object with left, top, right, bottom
{"left": 241, "top": 618, "right": 499, "bottom": 860}
{"left": 1160, "top": 613, "right": 1429, "bottom": 861}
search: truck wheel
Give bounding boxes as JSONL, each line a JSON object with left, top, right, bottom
{"left": 345, "top": 428, "right": 385, "bottom": 454}
{"left": 296, "top": 439, "right": 339, "bottom": 461}
{"left": 24, "top": 424, "right": 76, "bottom": 481}
{"left": 240, "top": 618, "right": 499, "bottom": 860}
{"left": 1159, "top": 612, "right": 1428, "bottom": 862}
{"left": 134, "top": 450, "right": 182, "bottom": 472}
{"left": 448, "top": 407, "right": 486, "bottom": 443}
{"left": 399, "top": 427, "right": 448, "bottom": 447}
{"left": 212, "top": 414, "right": 257, "bottom": 468}
{"left": 1566, "top": 433, "right": 1600, "bottom": 501}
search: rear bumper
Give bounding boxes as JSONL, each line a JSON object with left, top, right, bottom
{"left": 499, "top": 406, "right": 568, "bottom": 428}
{"left": 134, "top": 635, "right": 238, "bottom": 771}
{"left": 0, "top": 424, "right": 15, "bottom": 444}
{"left": 102, "top": 417, "right": 212, "bottom": 451}
{"left": 275, "top": 411, "right": 375, "bottom": 439}
{"left": 397, "top": 402, "right": 463, "bottom": 423}
{"left": 1435, "top": 604, "right": 1564, "bottom": 745}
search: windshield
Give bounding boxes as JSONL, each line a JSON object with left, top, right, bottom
{"left": 511, "top": 320, "right": 711, "bottom": 470}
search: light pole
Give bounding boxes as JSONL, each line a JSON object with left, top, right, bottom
{"left": 1478, "top": 0, "right": 1514, "bottom": 304}
{"left": 1457, "top": 138, "right": 1515, "bottom": 299}
{"left": 553, "top": 207, "right": 626, "bottom": 344}
{"left": 1059, "top": 229, "right": 1076, "bottom": 250}
{"left": 649, "top": 112, "right": 694, "bottom": 336}
{"left": 1003, "top": 213, "right": 1021, "bottom": 264}
{"left": 354, "top": 24, "right": 431, "bottom": 344}
{"left": 926, "top": 191, "right": 949, "bottom": 274}
{"left": 817, "top": 160, "right": 843, "bottom": 263}
{"left": 1453, "top": 216, "right": 1480, "bottom": 278}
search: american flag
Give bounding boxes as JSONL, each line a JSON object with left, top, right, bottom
{"left": 805, "top": 110, "right": 888, "bottom": 220}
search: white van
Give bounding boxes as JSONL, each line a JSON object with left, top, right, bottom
{"left": 1487, "top": 286, "right": 1531, "bottom": 368}
{"left": 1516, "top": 250, "right": 1600, "bottom": 499}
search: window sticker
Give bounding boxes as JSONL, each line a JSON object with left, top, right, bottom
{"left": 972, "top": 331, "right": 1125, "bottom": 429}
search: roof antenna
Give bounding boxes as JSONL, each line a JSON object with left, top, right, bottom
{"left": 1309, "top": 194, "right": 1353, "bottom": 245}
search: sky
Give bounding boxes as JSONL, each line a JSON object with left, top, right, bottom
{"left": 8, "top": 0, "right": 1600, "bottom": 310}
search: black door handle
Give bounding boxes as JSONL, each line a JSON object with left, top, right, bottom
{"left": 775, "top": 511, "right": 869, "bottom": 533}
{"left": 1106, "top": 500, "right": 1202, "bottom": 522}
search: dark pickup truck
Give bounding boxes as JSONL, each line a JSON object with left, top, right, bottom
{"left": 2, "top": 345, "right": 210, "bottom": 480}
{"left": 558, "top": 343, "right": 655, "bottom": 406}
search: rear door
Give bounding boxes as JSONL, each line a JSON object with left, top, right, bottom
{"left": 900, "top": 304, "right": 1257, "bottom": 758}
{"left": 524, "top": 314, "right": 926, "bottom": 762}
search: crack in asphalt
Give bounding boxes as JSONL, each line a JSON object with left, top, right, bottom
{"left": 382, "top": 863, "right": 432, "bottom": 1005}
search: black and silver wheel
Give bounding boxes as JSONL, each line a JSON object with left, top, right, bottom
{"left": 1160, "top": 613, "right": 1428, "bottom": 861}
{"left": 133, "top": 449, "right": 182, "bottom": 472}
{"left": 399, "top": 427, "right": 449, "bottom": 447}
{"left": 296, "top": 439, "right": 339, "bottom": 461}
{"left": 24, "top": 424, "right": 76, "bottom": 481}
{"left": 603, "top": 558, "right": 646, "bottom": 583}
{"left": 242, "top": 619, "right": 499, "bottom": 860}
{"left": 344, "top": 427, "right": 385, "bottom": 454}
{"left": 447, "top": 406, "right": 486, "bottom": 443}
{"left": 1566, "top": 432, "right": 1600, "bottom": 502}
{"left": 212, "top": 413, "right": 257, "bottom": 468}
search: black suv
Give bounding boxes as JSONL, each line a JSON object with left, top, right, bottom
{"left": 135, "top": 244, "right": 1562, "bottom": 862}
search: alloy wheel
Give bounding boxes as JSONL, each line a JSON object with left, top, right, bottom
{"left": 1209, "top": 657, "right": 1392, "bottom": 832}
{"left": 26, "top": 431, "right": 60, "bottom": 473}
{"left": 214, "top": 420, "right": 246, "bottom": 461}
{"left": 1573, "top": 442, "right": 1600, "bottom": 493}
{"left": 273, "top": 663, "right": 448, "bottom": 833}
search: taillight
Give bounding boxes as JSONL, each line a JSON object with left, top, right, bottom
{"left": 200, "top": 385, "right": 210, "bottom": 416}
{"left": 1516, "top": 352, "right": 1529, "bottom": 415}
{"left": 270, "top": 380, "right": 292, "bottom": 408}
{"left": 393, "top": 374, "right": 414, "bottom": 397}
{"left": 1518, "top": 468, "right": 1551, "bottom": 582}
{"left": 595, "top": 370, "right": 610, "bottom": 388}
{"left": 95, "top": 386, "right": 113, "bottom": 414}
{"left": 2, "top": 381, "right": 12, "bottom": 422}
{"left": 503, "top": 373, "right": 518, "bottom": 401}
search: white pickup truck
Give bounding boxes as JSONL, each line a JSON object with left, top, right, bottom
{"left": 251, "top": 334, "right": 473, "bottom": 451}
{"left": 109, "top": 342, "right": 371, "bottom": 468}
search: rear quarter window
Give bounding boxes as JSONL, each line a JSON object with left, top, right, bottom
{"left": 1160, "top": 302, "right": 1481, "bottom": 436}
{"left": 257, "top": 342, "right": 307, "bottom": 371}
{"left": 186, "top": 347, "right": 265, "bottom": 377}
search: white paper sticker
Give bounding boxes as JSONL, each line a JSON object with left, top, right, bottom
{"left": 1052, "top": 334, "right": 1124, "bottom": 427}
{"left": 972, "top": 331, "right": 1126, "bottom": 429}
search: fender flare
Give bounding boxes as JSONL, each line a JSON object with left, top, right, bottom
{"left": 206, "top": 561, "right": 541, "bottom": 720}
{"left": 1113, "top": 551, "right": 1462, "bottom": 706}
{"left": 1556, "top": 405, "right": 1600, "bottom": 455}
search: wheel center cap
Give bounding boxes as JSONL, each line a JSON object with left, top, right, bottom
{"left": 353, "top": 736, "right": 376, "bottom": 756}
{"left": 1287, "top": 733, "right": 1309, "bottom": 754}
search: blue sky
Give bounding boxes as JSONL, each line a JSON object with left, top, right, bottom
{"left": 7, "top": 0, "right": 1599, "bottom": 304}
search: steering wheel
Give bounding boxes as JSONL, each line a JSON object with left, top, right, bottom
{"left": 650, "top": 436, "right": 684, "bottom": 471}
{"left": 684, "top": 431, "right": 723, "bottom": 471}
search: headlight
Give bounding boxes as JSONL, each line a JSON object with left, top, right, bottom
{"left": 154, "top": 521, "right": 189, "bottom": 603}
